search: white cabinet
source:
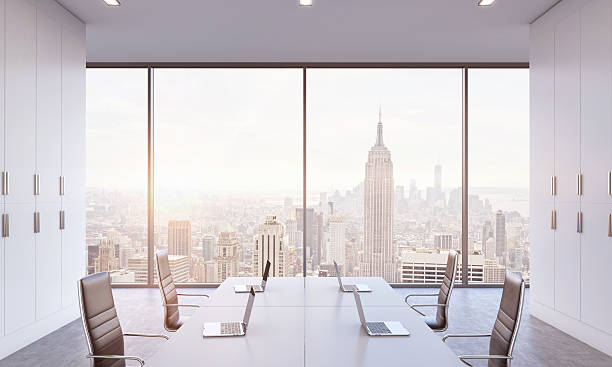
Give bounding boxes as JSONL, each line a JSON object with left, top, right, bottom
{"left": 529, "top": 21, "right": 555, "bottom": 309}
{"left": 4, "top": 0, "right": 36, "bottom": 205}
{"left": 36, "top": 10, "right": 62, "bottom": 204}
{"left": 4, "top": 203, "right": 36, "bottom": 334}
{"left": 0, "top": 0, "right": 85, "bottom": 358}
{"left": 531, "top": 0, "right": 612, "bottom": 356}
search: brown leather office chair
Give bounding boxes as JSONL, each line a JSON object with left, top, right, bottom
{"left": 405, "top": 250, "right": 458, "bottom": 332}
{"left": 443, "top": 272, "right": 526, "bottom": 367}
{"left": 155, "top": 250, "right": 209, "bottom": 332}
{"left": 78, "top": 272, "right": 168, "bottom": 367}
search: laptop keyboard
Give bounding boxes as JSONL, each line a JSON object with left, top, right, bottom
{"left": 220, "top": 322, "right": 241, "bottom": 335}
{"left": 367, "top": 322, "right": 391, "bottom": 334}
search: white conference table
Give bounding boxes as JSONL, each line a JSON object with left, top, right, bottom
{"left": 146, "top": 277, "right": 463, "bottom": 367}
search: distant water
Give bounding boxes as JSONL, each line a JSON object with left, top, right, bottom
{"left": 470, "top": 187, "right": 529, "bottom": 217}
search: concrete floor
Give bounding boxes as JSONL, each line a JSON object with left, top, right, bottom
{"left": 1, "top": 287, "right": 610, "bottom": 367}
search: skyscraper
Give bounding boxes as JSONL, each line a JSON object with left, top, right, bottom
{"left": 168, "top": 220, "right": 192, "bottom": 257}
{"left": 201, "top": 234, "right": 216, "bottom": 261}
{"left": 296, "top": 207, "right": 315, "bottom": 267}
{"left": 434, "top": 234, "right": 453, "bottom": 250}
{"left": 253, "top": 215, "right": 285, "bottom": 277}
{"left": 94, "top": 238, "right": 118, "bottom": 273}
{"left": 326, "top": 216, "right": 346, "bottom": 266}
{"left": 482, "top": 220, "right": 494, "bottom": 252}
{"left": 434, "top": 163, "right": 442, "bottom": 191}
{"left": 216, "top": 232, "right": 239, "bottom": 282}
{"left": 362, "top": 108, "right": 396, "bottom": 282}
{"left": 495, "top": 210, "right": 507, "bottom": 266}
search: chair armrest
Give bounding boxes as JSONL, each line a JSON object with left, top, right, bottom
{"left": 86, "top": 354, "right": 144, "bottom": 367}
{"left": 163, "top": 303, "right": 200, "bottom": 308}
{"left": 442, "top": 333, "right": 491, "bottom": 342}
{"left": 407, "top": 303, "right": 447, "bottom": 317}
{"left": 123, "top": 332, "right": 169, "bottom": 340}
{"left": 405, "top": 293, "right": 438, "bottom": 303}
{"left": 177, "top": 293, "right": 210, "bottom": 298}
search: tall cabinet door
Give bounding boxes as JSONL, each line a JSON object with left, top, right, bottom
{"left": 4, "top": 0, "right": 36, "bottom": 205}
{"left": 554, "top": 201, "right": 581, "bottom": 319}
{"left": 580, "top": 203, "right": 612, "bottom": 334}
{"left": 553, "top": 13, "right": 581, "bottom": 320}
{"left": 554, "top": 13, "right": 581, "bottom": 204}
{"left": 60, "top": 19, "right": 86, "bottom": 308}
{"left": 36, "top": 11, "right": 61, "bottom": 204}
{"left": 529, "top": 21, "right": 556, "bottom": 308}
{"left": 35, "top": 11, "right": 62, "bottom": 320}
{"left": 0, "top": 0, "right": 5, "bottom": 339}
{"left": 4, "top": 0, "right": 36, "bottom": 334}
{"left": 3, "top": 203, "right": 35, "bottom": 334}
{"left": 581, "top": 0, "right": 612, "bottom": 205}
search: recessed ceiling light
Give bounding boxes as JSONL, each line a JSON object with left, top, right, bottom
{"left": 478, "top": 0, "right": 496, "bottom": 6}
{"left": 103, "top": 0, "right": 121, "bottom": 6}
{"left": 299, "top": 0, "right": 312, "bottom": 6}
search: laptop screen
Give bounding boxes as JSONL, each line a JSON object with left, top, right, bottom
{"left": 243, "top": 287, "right": 256, "bottom": 326}
{"left": 352, "top": 290, "right": 367, "bottom": 327}
{"left": 262, "top": 260, "right": 271, "bottom": 282}
{"left": 334, "top": 260, "right": 343, "bottom": 287}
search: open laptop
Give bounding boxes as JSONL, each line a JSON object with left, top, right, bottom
{"left": 203, "top": 287, "right": 256, "bottom": 337}
{"left": 334, "top": 260, "right": 371, "bottom": 292}
{"left": 352, "top": 289, "right": 410, "bottom": 336}
{"left": 235, "top": 260, "right": 271, "bottom": 293}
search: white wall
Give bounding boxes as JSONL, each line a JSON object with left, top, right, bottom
{"left": 530, "top": 0, "right": 612, "bottom": 357}
{"left": 0, "top": 0, "right": 85, "bottom": 359}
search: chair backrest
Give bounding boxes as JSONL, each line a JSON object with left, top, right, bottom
{"left": 434, "top": 250, "right": 458, "bottom": 330}
{"left": 78, "top": 272, "right": 126, "bottom": 367}
{"left": 156, "top": 250, "right": 181, "bottom": 331}
{"left": 488, "top": 272, "right": 525, "bottom": 367}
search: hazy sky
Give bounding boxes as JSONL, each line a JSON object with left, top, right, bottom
{"left": 86, "top": 68, "right": 529, "bottom": 195}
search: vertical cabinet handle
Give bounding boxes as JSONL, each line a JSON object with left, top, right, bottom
{"left": 1, "top": 171, "right": 8, "bottom": 196}
{"left": 59, "top": 176, "right": 64, "bottom": 196}
{"left": 551, "top": 176, "right": 557, "bottom": 196}
{"left": 2, "top": 214, "right": 8, "bottom": 238}
{"left": 608, "top": 213, "right": 612, "bottom": 238}
{"left": 608, "top": 171, "right": 611, "bottom": 196}
{"left": 59, "top": 210, "right": 65, "bottom": 230}
{"left": 577, "top": 173, "right": 583, "bottom": 196}
{"left": 34, "top": 212, "right": 40, "bottom": 234}
{"left": 577, "top": 211, "right": 583, "bottom": 233}
{"left": 34, "top": 174, "right": 40, "bottom": 196}
{"left": 551, "top": 210, "right": 557, "bottom": 230}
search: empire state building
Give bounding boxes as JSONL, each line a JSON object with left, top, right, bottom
{"left": 361, "top": 109, "right": 396, "bottom": 282}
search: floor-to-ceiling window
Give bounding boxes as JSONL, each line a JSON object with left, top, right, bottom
{"left": 468, "top": 68, "right": 530, "bottom": 283}
{"left": 84, "top": 65, "right": 528, "bottom": 286}
{"left": 86, "top": 68, "right": 148, "bottom": 283}
{"left": 307, "top": 69, "right": 463, "bottom": 283}
{"left": 153, "top": 69, "right": 302, "bottom": 282}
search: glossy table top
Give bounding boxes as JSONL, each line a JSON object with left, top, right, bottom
{"left": 146, "top": 277, "right": 462, "bottom": 367}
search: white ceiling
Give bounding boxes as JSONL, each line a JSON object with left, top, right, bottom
{"left": 56, "top": 0, "right": 559, "bottom": 63}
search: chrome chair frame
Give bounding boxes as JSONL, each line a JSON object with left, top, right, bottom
{"left": 155, "top": 250, "right": 210, "bottom": 332}
{"left": 405, "top": 250, "right": 458, "bottom": 332}
{"left": 78, "top": 275, "right": 169, "bottom": 367}
{"left": 442, "top": 275, "right": 526, "bottom": 367}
